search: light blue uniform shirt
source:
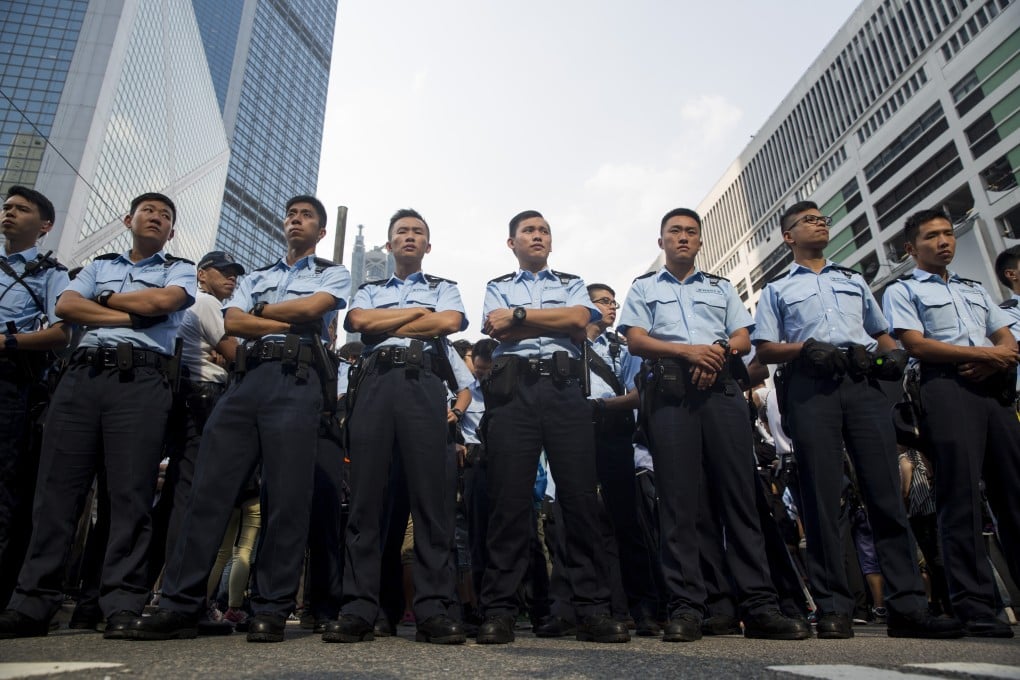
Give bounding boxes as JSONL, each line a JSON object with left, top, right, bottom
{"left": 752, "top": 260, "right": 886, "bottom": 351}
{"left": 461, "top": 378, "right": 485, "bottom": 445}
{"left": 345, "top": 270, "right": 467, "bottom": 354}
{"left": 0, "top": 245, "right": 68, "bottom": 332}
{"left": 1001, "top": 293, "right": 1020, "bottom": 341}
{"left": 882, "top": 268, "right": 1010, "bottom": 347}
{"left": 482, "top": 268, "right": 599, "bottom": 359}
{"left": 588, "top": 331, "right": 640, "bottom": 399}
{"left": 617, "top": 267, "right": 752, "bottom": 344}
{"left": 227, "top": 255, "right": 350, "bottom": 342}
{"left": 66, "top": 250, "right": 196, "bottom": 355}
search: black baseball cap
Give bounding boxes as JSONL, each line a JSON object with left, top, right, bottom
{"left": 197, "top": 251, "right": 245, "bottom": 276}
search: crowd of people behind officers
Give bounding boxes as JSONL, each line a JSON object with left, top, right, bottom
{"left": 0, "top": 185, "right": 1018, "bottom": 648}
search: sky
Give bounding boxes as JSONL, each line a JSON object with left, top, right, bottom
{"left": 315, "top": 0, "right": 862, "bottom": 340}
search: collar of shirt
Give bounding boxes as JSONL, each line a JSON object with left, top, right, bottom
{"left": 0, "top": 245, "right": 38, "bottom": 263}
{"left": 656, "top": 266, "right": 705, "bottom": 285}
{"left": 109, "top": 249, "right": 169, "bottom": 267}
{"left": 380, "top": 270, "right": 427, "bottom": 287}
{"left": 909, "top": 267, "right": 958, "bottom": 285}
{"left": 786, "top": 259, "right": 843, "bottom": 278}
{"left": 268, "top": 254, "right": 315, "bottom": 273}
{"left": 514, "top": 268, "right": 557, "bottom": 283}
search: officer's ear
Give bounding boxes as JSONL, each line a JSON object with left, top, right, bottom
{"left": 39, "top": 220, "right": 53, "bottom": 236}
{"left": 123, "top": 213, "right": 132, "bottom": 229}
{"left": 781, "top": 228, "right": 796, "bottom": 248}
{"left": 166, "top": 227, "right": 175, "bottom": 242}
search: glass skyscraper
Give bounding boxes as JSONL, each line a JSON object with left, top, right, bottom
{"left": 203, "top": 0, "right": 339, "bottom": 270}
{"left": 0, "top": 0, "right": 338, "bottom": 269}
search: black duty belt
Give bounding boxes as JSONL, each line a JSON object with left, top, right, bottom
{"left": 368, "top": 345, "right": 434, "bottom": 370}
{"left": 516, "top": 356, "right": 583, "bottom": 378}
{"left": 182, "top": 379, "right": 227, "bottom": 396}
{"left": 71, "top": 346, "right": 169, "bottom": 370}
{"left": 248, "top": 341, "right": 311, "bottom": 362}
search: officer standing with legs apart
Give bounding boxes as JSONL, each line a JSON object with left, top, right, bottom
{"left": 476, "top": 210, "right": 628, "bottom": 645}
{"left": 325, "top": 208, "right": 467, "bottom": 645}
{"left": 753, "top": 200, "right": 963, "bottom": 639}
{"left": 124, "top": 195, "right": 349, "bottom": 643}
{"left": 884, "top": 210, "right": 1020, "bottom": 638}
{"left": 0, "top": 193, "right": 195, "bottom": 639}
{"left": 618, "top": 207, "right": 809, "bottom": 643}
{"left": 0, "top": 186, "right": 70, "bottom": 608}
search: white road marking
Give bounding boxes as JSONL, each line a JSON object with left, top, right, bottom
{"left": 907, "top": 663, "right": 1020, "bottom": 679}
{"left": 768, "top": 665, "right": 937, "bottom": 679}
{"left": 0, "top": 662, "right": 123, "bottom": 679}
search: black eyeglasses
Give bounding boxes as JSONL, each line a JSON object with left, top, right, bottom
{"left": 791, "top": 214, "right": 833, "bottom": 228}
{"left": 592, "top": 297, "right": 620, "bottom": 309}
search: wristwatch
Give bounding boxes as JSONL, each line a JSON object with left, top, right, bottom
{"left": 252, "top": 301, "right": 267, "bottom": 317}
{"left": 451, "top": 407, "right": 464, "bottom": 421}
{"left": 512, "top": 306, "right": 527, "bottom": 325}
{"left": 97, "top": 289, "right": 115, "bottom": 307}
{"left": 713, "top": 339, "right": 731, "bottom": 355}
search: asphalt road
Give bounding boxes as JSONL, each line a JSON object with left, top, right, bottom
{"left": 1, "top": 619, "right": 1018, "bottom": 680}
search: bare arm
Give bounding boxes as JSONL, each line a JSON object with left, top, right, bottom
{"left": 101, "top": 286, "right": 189, "bottom": 316}
{"left": 624, "top": 327, "right": 726, "bottom": 372}
{"left": 897, "top": 327, "right": 1018, "bottom": 367}
{"left": 223, "top": 307, "right": 289, "bottom": 340}
{"left": 214, "top": 335, "right": 239, "bottom": 362}
{"left": 484, "top": 306, "right": 590, "bottom": 341}
{"left": 754, "top": 340, "right": 805, "bottom": 365}
{"left": 599, "top": 387, "right": 639, "bottom": 411}
{"left": 448, "top": 387, "right": 472, "bottom": 424}
{"left": 56, "top": 290, "right": 132, "bottom": 327}
{"left": 392, "top": 310, "right": 465, "bottom": 337}
{"left": 258, "top": 292, "right": 338, "bottom": 324}
{"left": 8, "top": 323, "right": 71, "bottom": 352}
{"left": 346, "top": 307, "right": 428, "bottom": 334}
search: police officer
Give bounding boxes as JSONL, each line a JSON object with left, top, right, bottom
{"left": 476, "top": 209, "right": 628, "bottom": 644}
{"left": 0, "top": 192, "right": 195, "bottom": 639}
{"left": 0, "top": 186, "right": 70, "bottom": 607}
{"left": 994, "top": 244, "right": 1020, "bottom": 395}
{"left": 584, "top": 283, "right": 660, "bottom": 635}
{"left": 753, "top": 200, "right": 963, "bottom": 639}
{"left": 324, "top": 208, "right": 467, "bottom": 645}
{"left": 884, "top": 210, "right": 1020, "bottom": 638}
{"left": 617, "top": 207, "right": 808, "bottom": 643}
{"left": 124, "top": 195, "right": 349, "bottom": 643}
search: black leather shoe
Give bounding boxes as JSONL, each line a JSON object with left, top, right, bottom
{"left": 815, "top": 613, "right": 853, "bottom": 639}
{"left": 322, "top": 613, "right": 374, "bottom": 643}
{"left": 415, "top": 614, "right": 466, "bottom": 644}
{"left": 0, "top": 609, "right": 50, "bottom": 639}
{"left": 102, "top": 610, "right": 141, "bottom": 639}
{"left": 68, "top": 604, "right": 102, "bottom": 631}
{"left": 476, "top": 614, "right": 515, "bottom": 644}
{"left": 246, "top": 614, "right": 286, "bottom": 643}
{"left": 663, "top": 613, "right": 702, "bottom": 642}
{"left": 534, "top": 615, "right": 576, "bottom": 638}
{"left": 886, "top": 609, "right": 964, "bottom": 639}
{"left": 743, "top": 608, "right": 811, "bottom": 640}
{"left": 964, "top": 616, "right": 1014, "bottom": 638}
{"left": 701, "top": 614, "right": 741, "bottom": 636}
{"left": 122, "top": 609, "right": 198, "bottom": 640}
{"left": 635, "top": 617, "right": 662, "bottom": 637}
{"left": 576, "top": 615, "right": 630, "bottom": 643}
{"left": 373, "top": 616, "right": 394, "bottom": 638}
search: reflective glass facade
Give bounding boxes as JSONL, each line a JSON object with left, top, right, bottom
{"left": 74, "top": 0, "right": 229, "bottom": 263}
{"left": 213, "top": 0, "right": 338, "bottom": 270}
{"left": 0, "top": 0, "right": 88, "bottom": 192}
{"left": 190, "top": 1, "right": 243, "bottom": 113}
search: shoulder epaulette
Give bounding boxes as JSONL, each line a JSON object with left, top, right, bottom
{"left": 958, "top": 277, "right": 981, "bottom": 287}
{"left": 829, "top": 264, "right": 858, "bottom": 279}
{"left": 164, "top": 254, "right": 195, "bottom": 266}
{"left": 94, "top": 253, "right": 120, "bottom": 261}
{"left": 702, "top": 272, "right": 730, "bottom": 285}
{"left": 313, "top": 257, "right": 337, "bottom": 274}
{"left": 255, "top": 261, "right": 277, "bottom": 272}
{"left": 1000, "top": 299, "right": 1019, "bottom": 309}
{"left": 632, "top": 271, "right": 656, "bottom": 282}
{"left": 424, "top": 274, "right": 457, "bottom": 287}
{"left": 550, "top": 270, "right": 579, "bottom": 285}
{"left": 488, "top": 272, "right": 515, "bottom": 284}
{"left": 357, "top": 278, "right": 388, "bottom": 290}
{"left": 768, "top": 271, "right": 791, "bottom": 284}
{"left": 897, "top": 274, "right": 913, "bottom": 281}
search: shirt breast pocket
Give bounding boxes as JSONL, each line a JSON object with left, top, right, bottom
{"left": 915, "top": 290, "right": 957, "bottom": 332}
{"left": 126, "top": 268, "right": 166, "bottom": 292}
{"left": 650, "top": 293, "right": 682, "bottom": 332}
{"left": 960, "top": 289, "right": 989, "bottom": 331}
{"left": 250, "top": 278, "right": 278, "bottom": 305}
{"left": 781, "top": 288, "right": 822, "bottom": 335}
{"left": 539, "top": 288, "right": 567, "bottom": 308}
{"left": 831, "top": 280, "right": 864, "bottom": 325}
{"left": 692, "top": 292, "right": 727, "bottom": 328}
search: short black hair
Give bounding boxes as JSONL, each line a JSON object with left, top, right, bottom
{"left": 995, "top": 245, "right": 1020, "bottom": 288}
{"left": 388, "top": 208, "right": 429, "bottom": 240}
{"left": 587, "top": 282, "right": 616, "bottom": 297}
{"left": 337, "top": 340, "right": 364, "bottom": 361}
{"left": 903, "top": 208, "right": 951, "bottom": 245}
{"left": 472, "top": 338, "right": 498, "bottom": 363}
{"left": 779, "top": 201, "right": 818, "bottom": 232}
{"left": 509, "top": 209, "right": 544, "bottom": 237}
{"left": 5, "top": 185, "right": 55, "bottom": 224}
{"left": 286, "top": 195, "right": 327, "bottom": 229}
{"left": 660, "top": 207, "right": 702, "bottom": 233}
{"left": 130, "top": 192, "right": 176, "bottom": 224}
{"left": 452, "top": 338, "right": 472, "bottom": 359}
